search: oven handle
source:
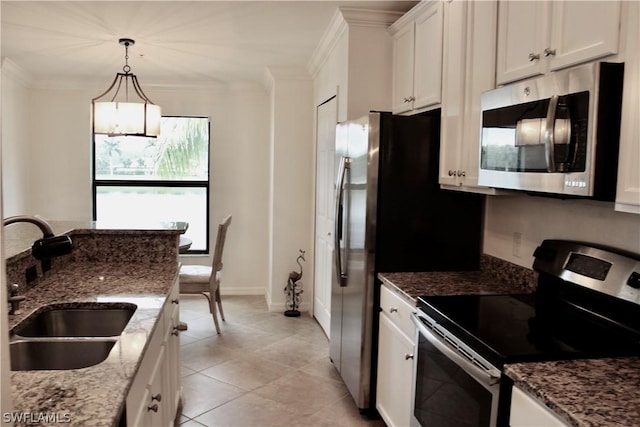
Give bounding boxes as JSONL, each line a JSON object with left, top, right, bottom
{"left": 411, "top": 312, "right": 501, "bottom": 387}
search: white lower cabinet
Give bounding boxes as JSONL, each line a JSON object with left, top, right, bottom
{"left": 126, "top": 279, "right": 181, "bottom": 427}
{"left": 510, "top": 386, "right": 569, "bottom": 427}
{"left": 376, "top": 286, "right": 416, "bottom": 427}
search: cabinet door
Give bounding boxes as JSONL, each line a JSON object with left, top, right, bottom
{"left": 616, "top": 1, "right": 640, "bottom": 214}
{"left": 548, "top": 1, "right": 620, "bottom": 71}
{"left": 165, "top": 299, "right": 182, "bottom": 420}
{"left": 148, "top": 345, "right": 167, "bottom": 427}
{"left": 439, "top": 0, "right": 467, "bottom": 186}
{"left": 496, "top": 1, "right": 549, "bottom": 85}
{"left": 392, "top": 23, "right": 416, "bottom": 114}
{"left": 413, "top": 1, "right": 444, "bottom": 110}
{"left": 376, "top": 313, "right": 415, "bottom": 427}
{"left": 510, "top": 386, "right": 569, "bottom": 426}
{"left": 459, "top": 0, "right": 497, "bottom": 187}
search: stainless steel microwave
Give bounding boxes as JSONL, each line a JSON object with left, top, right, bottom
{"left": 478, "top": 62, "right": 624, "bottom": 200}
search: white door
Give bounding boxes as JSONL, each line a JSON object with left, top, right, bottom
{"left": 313, "top": 96, "right": 337, "bottom": 337}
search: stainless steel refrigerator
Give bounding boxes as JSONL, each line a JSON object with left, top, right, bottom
{"left": 329, "top": 110, "right": 483, "bottom": 413}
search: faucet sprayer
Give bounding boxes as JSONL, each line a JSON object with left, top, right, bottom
{"left": 3, "top": 215, "right": 73, "bottom": 259}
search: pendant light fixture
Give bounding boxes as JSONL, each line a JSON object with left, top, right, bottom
{"left": 91, "top": 38, "right": 161, "bottom": 137}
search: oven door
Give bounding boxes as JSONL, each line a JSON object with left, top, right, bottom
{"left": 411, "top": 311, "right": 501, "bottom": 427}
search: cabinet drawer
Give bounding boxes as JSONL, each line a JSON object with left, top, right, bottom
{"left": 380, "top": 285, "right": 416, "bottom": 339}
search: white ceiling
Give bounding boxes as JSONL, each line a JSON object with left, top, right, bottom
{"left": 1, "top": 1, "right": 418, "bottom": 87}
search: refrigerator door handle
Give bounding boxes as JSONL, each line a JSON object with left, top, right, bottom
{"left": 334, "top": 156, "right": 350, "bottom": 287}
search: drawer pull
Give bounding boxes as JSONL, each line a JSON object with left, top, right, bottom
{"left": 171, "top": 298, "right": 179, "bottom": 304}
{"left": 147, "top": 404, "right": 159, "bottom": 413}
{"left": 389, "top": 307, "right": 398, "bottom": 313}
{"left": 152, "top": 393, "right": 162, "bottom": 402}
{"left": 405, "top": 353, "right": 414, "bottom": 360}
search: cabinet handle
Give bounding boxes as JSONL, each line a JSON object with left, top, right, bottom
{"left": 457, "top": 170, "right": 466, "bottom": 177}
{"left": 151, "top": 393, "right": 162, "bottom": 402}
{"left": 408, "top": 96, "right": 415, "bottom": 102}
{"left": 171, "top": 298, "right": 179, "bottom": 304}
{"left": 147, "top": 404, "right": 159, "bottom": 413}
{"left": 544, "top": 48, "right": 556, "bottom": 57}
{"left": 403, "top": 97, "right": 411, "bottom": 103}
{"left": 448, "top": 170, "right": 455, "bottom": 177}
{"left": 389, "top": 307, "right": 398, "bottom": 313}
{"left": 405, "top": 354, "right": 414, "bottom": 360}
{"left": 528, "top": 53, "right": 540, "bottom": 61}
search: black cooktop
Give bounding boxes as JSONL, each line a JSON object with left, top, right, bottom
{"left": 417, "top": 291, "right": 640, "bottom": 368}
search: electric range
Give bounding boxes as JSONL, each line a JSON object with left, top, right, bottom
{"left": 411, "top": 240, "right": 640, "bottom": 427}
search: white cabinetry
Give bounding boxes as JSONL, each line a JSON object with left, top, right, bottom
{"left": 616, "top": 1, "right": 640, "bottom": 214}
{"left": 126, "top": 279, "right": 181, "bottom": 427}
{"left": 439, "top": 0, "right": 498, "bottom": 191}
{"left": 390, "top": 0, "right": 444, "bottom": 114}
{"left": 497, "top": 1, "right": 621, "bottom": 85}
{"left": 510, "top": 386, "right": 569, "bottom": 427}
{"left": 376, "top": 286, "right": 416, "bottom": 427}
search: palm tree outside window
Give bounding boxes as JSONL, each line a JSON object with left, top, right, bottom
{"left": 92, "top": 116, "right": 210, "bottom": 253}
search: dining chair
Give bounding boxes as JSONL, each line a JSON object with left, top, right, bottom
{"left": 178, "top": 215, "right": 232, "bottom": 334}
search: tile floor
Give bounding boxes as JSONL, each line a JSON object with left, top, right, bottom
{"left": 177, "top": 295, "right": 386, "bottom": 427}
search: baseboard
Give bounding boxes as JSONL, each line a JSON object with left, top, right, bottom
{"left": 266, "top": 301, "right": 310, "bottom": 314}
{"left": 218, "top": 286, "right": 265, "bottom": 296}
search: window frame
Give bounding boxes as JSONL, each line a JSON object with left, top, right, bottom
{"left": 92, "top": 115, "right": 211, "bottom": 254}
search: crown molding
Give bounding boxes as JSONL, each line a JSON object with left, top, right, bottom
{"left": 307, "top": 7, "right": 404, "bottom": 78}
{"left": 389, "top": 0, "right": 435, "bottom": 35}
{"left": 307, "top": 8, "right": 349, "bottom": 79}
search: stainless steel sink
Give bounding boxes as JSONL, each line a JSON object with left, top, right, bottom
{"left": 10, "top": 340, "right": 116, "bottom": 371}
{"left": 13, "top": 303, "right": 136, "bottom": 337}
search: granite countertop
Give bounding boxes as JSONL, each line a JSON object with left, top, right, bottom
{"left": 9, "top": 262, "right": 178, "bottom": 426}
{"left": 5, "top": 222, "right": 182, "bottom": 426}
{"left": 378, "top": 255, "right": 537, "bottom": 303}
{"left": 3, "top": 219, "right": 187, "bottom": 261}
{"left": 505, "top": 358, "right": 640, "bottom": 427}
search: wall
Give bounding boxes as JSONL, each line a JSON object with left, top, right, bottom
{"left": 484, "top": 195, "right": 640, "bottom": 268}
{"left": 1, "top": 67, "right": 271, "bottom": 295}
{"left": 265, "top": 67, "right": 314, "bottom": 312}
{"left": 1, "top": 59, "right": 31, "bottom": 217}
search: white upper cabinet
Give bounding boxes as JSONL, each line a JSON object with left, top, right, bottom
{"left": 497, "top": 1, "right": 621, "bottom": 85}
{"left": 615, "top": 1, "right": 640, "bottom": 214}
{"left": 439, "top": 0, "right": 499, "bottom": 191}
{"left": 390, "top": 0, "right": 444, "bottom": 114}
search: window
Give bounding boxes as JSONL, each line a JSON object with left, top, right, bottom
{"left": 93, "top": 116, "right": 210, "bottom": 253}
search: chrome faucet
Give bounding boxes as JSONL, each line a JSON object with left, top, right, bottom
{"left": 3, "top": 215, "right": 73, "bottom": 259}
{"left": 2, "top": 215, "right": 73, "bottom": 259}
{"left": 3, "top": 215, "right": 55, "bottom": 237}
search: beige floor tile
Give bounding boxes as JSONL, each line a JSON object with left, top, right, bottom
{"left": 298, "top": 356, "right": 344, "bottom": 384}
{"left": 253, "top": 370, "right": 348, "bottom": 416}
{"left": 179, "top": 295, "right": 383, "bottom": 427}
{"left": 253, "top": 336, "right": 328, "bottom": 369}
{"left": 199, "top": 353, "right": 290, "bottom": 391}
{"left": 312, "top": 394, "right": 386, "bottom": 427}
{"left": 180, "top": 339, "right": 244, "bottom": 372}
{"left": 180, "top": 372, "right": 246, "bottom": 419}
{"left": 192, "top": 393, "right": 300, "bottom": 427}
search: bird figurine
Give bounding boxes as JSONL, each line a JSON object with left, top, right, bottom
{"left": 285, "top": 249, "right": 305, "bottom": 317}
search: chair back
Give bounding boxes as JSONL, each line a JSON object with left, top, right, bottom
{"left": 212, "top": 215, "right": 232, "bottom": 273}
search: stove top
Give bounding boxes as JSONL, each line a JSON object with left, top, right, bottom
{"left": 416, "top": 240, "right": 640, "bottom": 368}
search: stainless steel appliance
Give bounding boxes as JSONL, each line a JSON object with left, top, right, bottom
{"left": 478, "top": 62, "right": 624, "bottom": 199}
{"left": 411, "top": 240, "right": 640, "bottom": 426}
{"left": 329, "top": 110, "right": 484, "bottom": 412}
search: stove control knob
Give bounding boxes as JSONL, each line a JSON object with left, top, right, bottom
{"left": 627, "top": 272, "right": 640, "bottom": 289}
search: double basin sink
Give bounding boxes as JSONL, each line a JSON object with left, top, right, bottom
{"left": 10, "top": 303, "right": 136, "bottom": 371}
